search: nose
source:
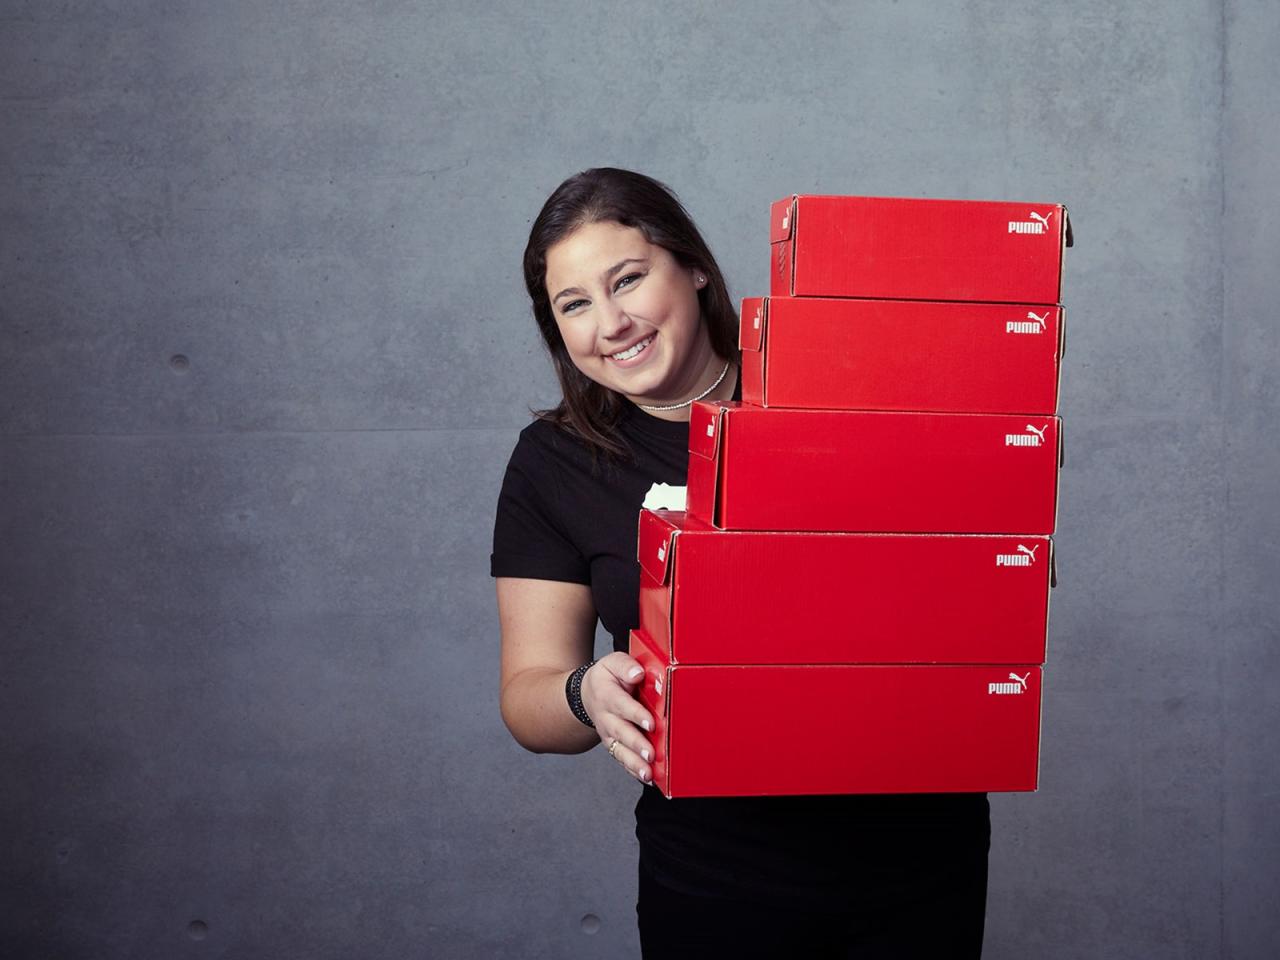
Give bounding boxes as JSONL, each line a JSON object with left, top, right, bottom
{"left": 597, "top": 299, "right": 634, "bottom": 342}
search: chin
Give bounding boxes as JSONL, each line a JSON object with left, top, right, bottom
{"left": 613, "top": 368, "right": 673, "bottom": 403}
{"left": 592, "top": 358, "right": 658, "bottom": 393}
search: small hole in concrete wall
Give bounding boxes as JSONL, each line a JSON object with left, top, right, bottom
{"left": 170, "top": 354, "right": 190, "bottom": 373}
{"left": 580, "top": 913, "right": 601, "bottom": 935}
{"left": 187, "top": 920, "right": 208, "bottom": 941}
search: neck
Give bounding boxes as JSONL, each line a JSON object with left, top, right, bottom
{"left": 637, "top": 356, "right": 737, "bottom": 423}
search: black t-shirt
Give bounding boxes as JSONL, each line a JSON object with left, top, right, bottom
{"left": 490, "top": 384, "right": 991, "bottom": 904}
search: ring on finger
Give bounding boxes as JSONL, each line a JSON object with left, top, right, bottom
{"left": 608, "top": 738, "right": 621, "bottom": 760}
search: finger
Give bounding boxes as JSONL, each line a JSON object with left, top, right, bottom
{"left": 598, "top": 694, "right": 653, "bottom": 734}
{"left": 605, "top": 716, "right": 655, "bottom": 769}
{"left": 607, "top": 735, "right": 653, "bottom": 784}
{"left": 581, "top": 660, "right": 644, "bottom": 719}
{"left": 600, "top": 653, "right": 645, "bottom": 686}
{"left": 602, "top": 716, "right": 653, "bottom": 764}
{"left": 630, "top": 703, "right": 654, "bottom": 734}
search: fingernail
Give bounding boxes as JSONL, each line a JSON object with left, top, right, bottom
{"left": 641, "top": 747, "right": 651, "bottom": 762}
{"left": 642, "top": 718, "right": 651, "bottom": 731}
{"left": 628, "top": 667, "right": 643, "bottom": 680}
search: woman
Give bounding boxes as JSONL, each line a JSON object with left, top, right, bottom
{"left": 491, "top": 167, "right": 990, "bottom": 958}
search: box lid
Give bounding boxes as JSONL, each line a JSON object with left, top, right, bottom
{"left": 637, "top": 509, "right": 724, "bottom": 585}
{"left": 688, "top": 401, "right": 726, "bottom": 462}
{"left": 688, "top": 403, "right": 1062, "bottom": 534}
{"left": 774, "top": 193, "right": 1073, "bottom": 249}
{"left": 769, "top": 196, "right": 795, "bottom": 244}
{"left": 637, "top": 509, "right": 677, "bottom": 585}
{"left": 739, "top": 297, "right": 766, "bottom": 353}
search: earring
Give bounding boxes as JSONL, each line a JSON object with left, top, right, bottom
{"left": 696, "top": 274, "right": 706, "bottom": 284}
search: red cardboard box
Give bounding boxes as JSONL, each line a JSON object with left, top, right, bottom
{"left": 630, "top": 629, "right": 1043, "bottom": 798}
{"left": 740, "top": 296, "right": 1065, "bottom": 415}
{"left": 637, "top": 509, "right": 1052, "bottom": 665}
{"left": 685, "top": 402, "right": 1062, "bottom": 534}
{"left": 770, "top": 194, "right": 1072, "bottom": 304}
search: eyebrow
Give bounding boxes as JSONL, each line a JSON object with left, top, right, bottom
{"left": 552, "top": 258, "right": 648, "bottom": 304}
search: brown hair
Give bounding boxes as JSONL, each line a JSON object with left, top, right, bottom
{"left": 522, "top": 168, "right": 739, "bottom": 460}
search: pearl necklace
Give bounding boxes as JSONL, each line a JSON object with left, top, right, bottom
{"left": 636, "top": 360, "right": 732, "bottom": 412}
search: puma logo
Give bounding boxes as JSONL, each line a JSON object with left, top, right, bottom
{"left": 1007, "top": 310, "right": 1050, "bottom": 334}
{"left": 1005, "top": 423, "right": 1050, "bottom": 447}
{"left": 1008, "top": 209, "right": 1054, "bottom": 235}
{"left": 996, "top": 543, "right": 1042, "bottom": 566}
{"left": 989, "top": 672, "right": 1033, "bottom": 695}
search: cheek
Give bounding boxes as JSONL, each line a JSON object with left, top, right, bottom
{"left": 661, "top": 289, "right": 702, "bottom": 340}
{"left": 555, "top": 319, "right": 598, "bottom": 363}
{"left": 636, "top": 284, "right": 692, "bottom": 330}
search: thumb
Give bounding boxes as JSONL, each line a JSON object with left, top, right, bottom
{"left": 611, "top": 656, "right": 645, "bottom": 687}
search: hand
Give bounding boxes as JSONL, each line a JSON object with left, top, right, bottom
{"left": 579, "top": 653, "right": 655, "bottom": 785}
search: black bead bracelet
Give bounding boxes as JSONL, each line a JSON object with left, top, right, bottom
{"left": 566, "top": 659, "right": 597, "bottom": 728}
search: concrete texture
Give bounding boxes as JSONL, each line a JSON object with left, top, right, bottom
{"left": 1, "top": 1, "right": 1275, "bottom": 957}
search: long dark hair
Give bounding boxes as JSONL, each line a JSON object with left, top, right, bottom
{"left": 522, "top": 168, "right": 739, "bottom": 460}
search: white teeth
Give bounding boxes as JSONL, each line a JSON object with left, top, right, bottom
{"left": 610, "top": 334, "right": 654, "bottom": 361}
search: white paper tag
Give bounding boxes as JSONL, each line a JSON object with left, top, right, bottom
{"left": 642, "top": 482, "right": 686, "bottom": 511}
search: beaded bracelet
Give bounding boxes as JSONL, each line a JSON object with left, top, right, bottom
{"left": 565, "top": 659, "right": 597, "bottom": 728}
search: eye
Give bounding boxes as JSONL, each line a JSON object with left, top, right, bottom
{"left": 561, "top": 299, "right": 587, "bottom": 314}
{"left": 615, "top": 272, "right": 644, "bottom": 291}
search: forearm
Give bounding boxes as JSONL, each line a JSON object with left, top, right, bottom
{"left": 501, "top": 666, "right": 601, "bottom": 754}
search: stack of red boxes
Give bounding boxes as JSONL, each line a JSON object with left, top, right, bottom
{"left": 631, "top": 195, "right": 1071, "bottom": 799}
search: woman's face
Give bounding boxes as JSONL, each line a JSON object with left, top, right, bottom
{"left": 543, "top": 219, "right": 712, "bottom": 407}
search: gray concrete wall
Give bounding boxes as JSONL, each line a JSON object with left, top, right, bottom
{"left": 2, "top": 1, "right": 1275, "bottom": 957}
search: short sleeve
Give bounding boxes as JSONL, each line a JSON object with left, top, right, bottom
{"left": 490, "top": 429, "right": 591, "bottom": 585}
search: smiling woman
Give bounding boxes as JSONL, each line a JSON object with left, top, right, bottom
{"left": 491, "top": 168, "right": 990, "bottom": 958}
{"left": 518, "top": 168, "right": 741, "bottom": 458}
{"left": 543, "top": 220, "right": 718, "bottom": 412}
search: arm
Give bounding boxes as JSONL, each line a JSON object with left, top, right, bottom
{"left": 497, "top": 576, "right": 656, "bottom": 781}
{"left": 497, "top": 576, "right": 599, "bottom": 754}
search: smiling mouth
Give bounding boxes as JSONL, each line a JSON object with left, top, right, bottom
{"left": 607, "top": 333, "right": 655, "bottom": 362}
